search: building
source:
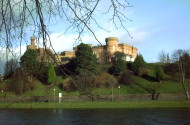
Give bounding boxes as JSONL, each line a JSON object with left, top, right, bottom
{"left": 26, "top": 36, "right": 137, "bottom": 64}
{"left": 56, "top": 37, "right": 138, "bottom": 64}
{"left": 27, "top": 37, "right": 54, "bottom": 64}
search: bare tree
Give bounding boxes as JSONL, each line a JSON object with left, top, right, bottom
{"left": 4, "top": 58, "right": 19, "bottom": 76}
{"left": 172, "top": 49, "right": 190, "bottom": 100}
{"left": 0, "top": 0, "right": 132, "bottom": 56}
{"left": 158, "top": 50, "right": 167, "bottom": 63}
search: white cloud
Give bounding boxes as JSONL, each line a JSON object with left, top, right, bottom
{"left": 119, "top": 27, "right": 150, "bottom": 45}
{"left": 12, "top": 25, "right": 150, "bottom": 55}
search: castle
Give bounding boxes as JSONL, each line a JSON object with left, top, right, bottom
{"left": 56, "top": 37, "right": 138, "bottom": 63}
{"left": 27, "top": 37, "right": 54, "bottom": 64}
{"left": 27, "top": 37, "right": 138, "bottom": 64}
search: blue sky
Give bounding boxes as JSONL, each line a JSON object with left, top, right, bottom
{"left": 8, "top": 0, "right": 190, "bottom": 63}
{"left": 37, "top": 0, "right": 189, "bottom": 62}
{"left": 0, "top": 0, "right": 190, "bottom": 74}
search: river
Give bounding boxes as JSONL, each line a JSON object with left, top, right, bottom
{"left": 0, "top": 108, "right": 190, "bottom": 125}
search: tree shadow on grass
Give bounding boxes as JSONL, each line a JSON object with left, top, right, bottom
{"left": 142, "top": 75, "right": 158, "bottom": 82}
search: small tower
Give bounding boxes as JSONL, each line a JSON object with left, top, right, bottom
{"left": 27, "top": 36, "right": 37, "bottom": 50}
{"left": 31, "top": 36, "right": 35, "bottom": 46}
{"left": 105, "top": 37, "right": 118, "bottom": 54}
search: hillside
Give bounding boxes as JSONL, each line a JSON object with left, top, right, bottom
{"left": 0, "top": 63, "right": 187, "bottom": 97}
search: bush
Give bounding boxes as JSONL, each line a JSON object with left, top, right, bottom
{"left": 62, "top": 78, "right": 77, "bottom": 93}
{"left": 95, "top": 72, "right": 118, "bottom": 88}
{"left": 6, "top": 69, "right": 36, "bottom": 95}
{"left": 138, "top": 68, "right": 148, "bottom": 77}
{"left": 126, "top": 62, "right": 133, "bottom": 70}
{"left": 155, "top": 65, "right": 165, "bottom": 83}
{"left": 132, "top": 54, "right": 146, "bottom": 75}
{"left": 108, "top": 58, "right": 127, "bottom": 75}
{"left": 47, "top": 63, "right": 56, "bottom": 85}
{"left": 72, "top": 72, "right": 96, "bottom": 95}
{"left": 119, "top": 70, "right": 133, "bottom": 85}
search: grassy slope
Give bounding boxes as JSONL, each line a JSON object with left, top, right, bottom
{"left": 0, "top": 63, "right": 187, "bottom": 96}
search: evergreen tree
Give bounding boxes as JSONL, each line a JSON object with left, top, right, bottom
{"left": 155, "top": 65, "right": 165, "bottom": 83}
{"left": 47, "top": 63, "right": 56, "bottom": 84}
{"left": 75, "top": 43, "right": 97, "bottom": 74}
{"left": 132, "top": 54, "right": 146, "bottom": 75}
{"left": 112, "top": 58, "right": 127, "bottom": 75}
{"left": 20, "top": 49, "right": 39, "bottom": 74}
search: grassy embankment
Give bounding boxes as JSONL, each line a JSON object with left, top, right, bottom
{"left": 0, "top": 63, "right": 188, "bottom": 97}
{"left": 0, "top": 100, "right": 190, "bottom": 109}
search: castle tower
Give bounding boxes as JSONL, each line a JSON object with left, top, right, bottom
{"left": 105, "top": 37, "right": 118, "bottom": 54}
{"left": 31, "top": 36, "right": 35, "bottom": 46}
{"left": 27, "top": 36, "right": 37, "bottom": 50}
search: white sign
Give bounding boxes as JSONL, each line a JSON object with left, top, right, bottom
{"left": 59, "top": 93, "right": 62, "bottom": 98}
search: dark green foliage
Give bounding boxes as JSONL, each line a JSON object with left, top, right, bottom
{"left": 126, "top": 62, "right": 133, "bottom": 70}
{"left": 95, "top": 72, "right": 118, "bottom": 88}
{"left": 75, "top": 43, "right": 97, "bottom": 74}
{"left": 35, "top": 63, "right": 48, "bottom": 84}
{"left": 119, "top": 70, "right": 133, "bottom": 85}
{"left": 20, "top": 49, "right": 39, "bottom": 74}
{"left": 114, "top": 51, "right": 126, "bottom": 60}
{"left": 110, "top": 58, "right": 127, "bottom": 75}
{"left": 132, "top": 54, "right": 146, "bottom": 75}
{"left": 72, "top": 72, "right": 96, "bottom": 95}
{"left": 47, "top": 63, "right": 56, "bottom": 84}
{"left": 179, "top": 53, "right": 190, "bottom": 79}
{"left": 155, "top": 65, "right": 165, "bottom": 82}
{"left": 62, "top": 58, "right": 77, "bottom": 75}
{"left": 63, "top": 78, "right": 77, "bottom": 92}
{"left": 164, "top": 63, "right": 179, "bottom": 77}
{"left": 138, "top": 68, "right": 148, "bottom": 77}
{"left": 7, "top": 69, "right": 35, "bottom": 94}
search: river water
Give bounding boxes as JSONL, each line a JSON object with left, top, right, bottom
{"left": 0, "top": 108, "right": 190, "bottom": 125}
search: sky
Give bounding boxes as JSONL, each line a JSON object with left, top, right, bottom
{"left": 36, "top": 0, "right": 190, "bottom": 63}
{"left": 1, "top": 0, "right": 190, "bottom": 73}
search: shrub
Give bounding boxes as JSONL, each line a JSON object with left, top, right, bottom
{"left": 6, "top": 69, "right": 36, "bottom": 95}
{"left": 132, "top": 54, "right": 146, "bottom": 75}
{"left": 138, "top": 68, "right": 148, "bottom": 77}
{"left": 126, "top": 62, "right": 133, "bottom": 70}
{"left": 119, "top": 70, "right": 133, "bottom": 85}
{"left": 155, "top": 65, "right": 165, "bottom": 83}
{"left": 47, "top": 63, "right": 56, "bottom": 85}
{"left": 95, "top": 72, "right": 118, "bottom": 88}
{"left": 62, "top": 78, "right": 77, "bottom": 93}
{"left": 72, "top": 72, "right": 96, "bottom": 95}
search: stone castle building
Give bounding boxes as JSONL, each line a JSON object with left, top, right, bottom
{"left": 56, "top": 37, "right": 138, "bottom": 63}
{"left": 26, "top": 36, "right": 138, "bottom": 64}
{"left": 27, "top": 37, "right": 54, "bottom": 64}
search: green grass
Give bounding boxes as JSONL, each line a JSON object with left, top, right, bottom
{"left": 0, "top": 63, "right": 188, "bottom": 97}
{"left": 0, "top": 100, "right": 190, "bottom": 109}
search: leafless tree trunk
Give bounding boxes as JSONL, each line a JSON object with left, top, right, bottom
{"left": 0, "top": 0, "right": 132, "bottom": 57}
{"left": 172, "top": 50, "right": 190, "bottom": 100}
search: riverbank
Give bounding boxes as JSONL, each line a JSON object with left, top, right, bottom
{"left": 0, "top": 100, "right": 190, "bottom": 109}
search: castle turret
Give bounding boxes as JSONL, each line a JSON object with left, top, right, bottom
{"left": 106, "top": 37, "right": 118, "bottom": 54}
{"left": 27, "top": 36, "right": 37, "bottom": 50}
{"left": 31, "top": 36, "right": 35, "bottom": 46}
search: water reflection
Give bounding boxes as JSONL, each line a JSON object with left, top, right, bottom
{"left": 0, "top": 108, "right": 190, "bottom": 125}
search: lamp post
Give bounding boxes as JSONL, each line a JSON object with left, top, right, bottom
{"left": 54, "top": 89, "right": 55, "bottom": 102}
{"left": 118, "top": 86, "right": 120, "bottom": 101}
{"left": 1, "top": 90, "right": 3, "bottom": 102}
